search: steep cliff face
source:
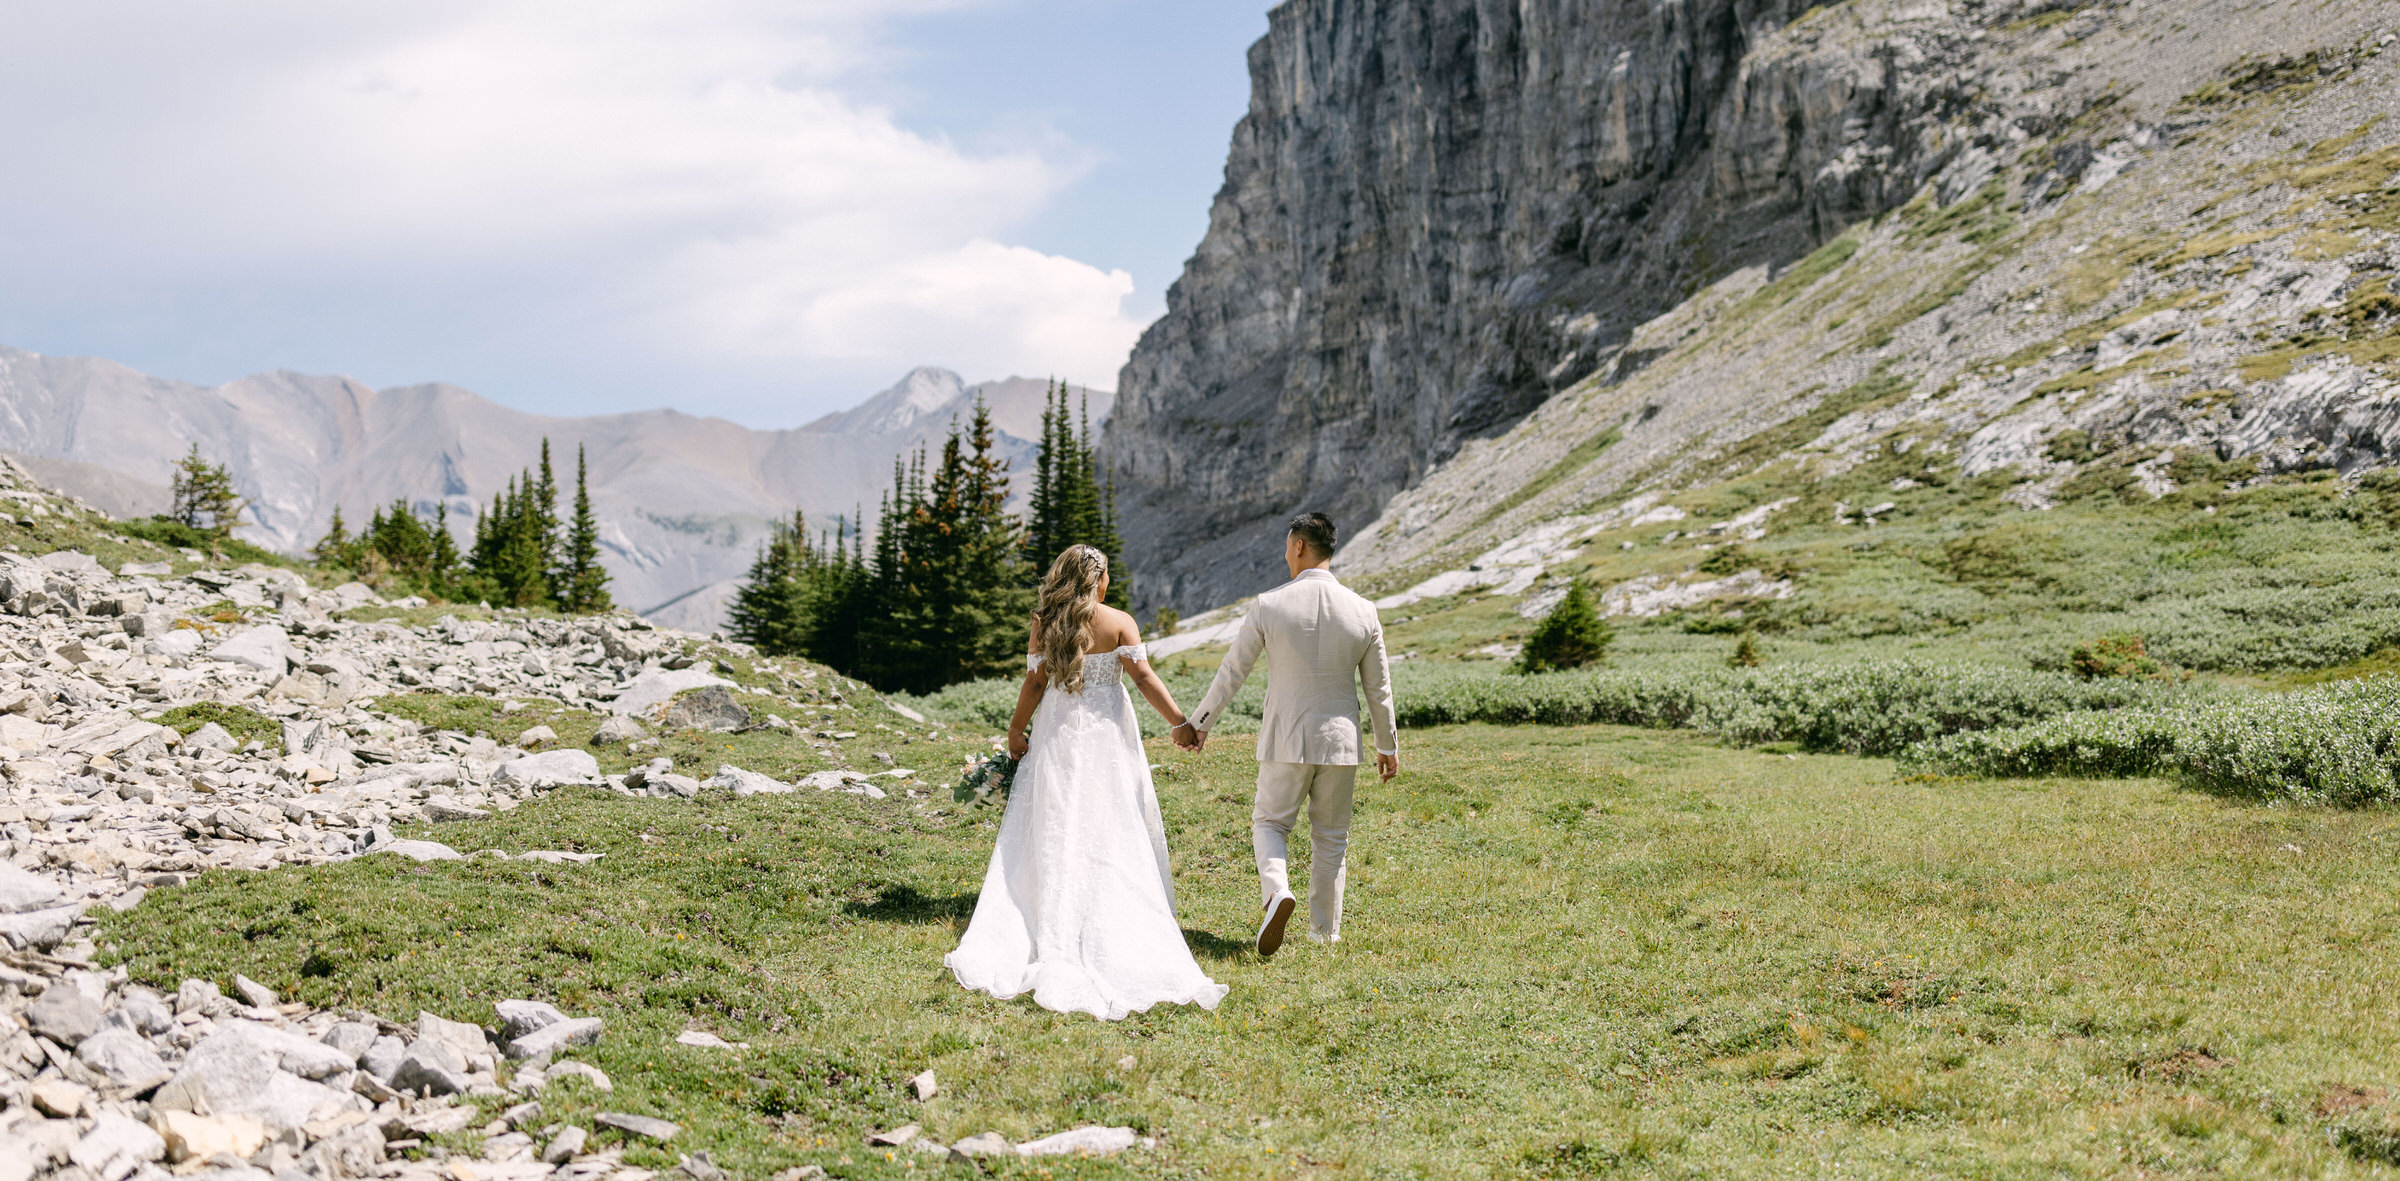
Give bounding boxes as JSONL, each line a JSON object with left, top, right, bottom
{"left": 1108, "top": 0, "right": 1993, "bottom": 608}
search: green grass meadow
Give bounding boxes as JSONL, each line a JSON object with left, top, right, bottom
{"left": 98, "top": 720, "right": 2400, "bottom": 1178}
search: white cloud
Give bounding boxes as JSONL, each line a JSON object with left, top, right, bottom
{"left": 0, "top": 0, "right": 1141, "bottom": 407}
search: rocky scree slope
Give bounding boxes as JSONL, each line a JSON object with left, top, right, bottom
{"left": 1334, "top": 1, "right": 2400, "bottom": 615}
{"left": 0, "top": 466, "right": 948, "bottom": 1180}
{"left": 1108, "top": 0, "right": 2393, "bottom": 610}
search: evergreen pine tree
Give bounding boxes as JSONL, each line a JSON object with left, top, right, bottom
{"left": 953, "top": 401, "right": 1032, "bottom": 683}
{"left": 556, "top": 445, "right": 611, "bottom": 613}
{"left": 311, "top": 507, "right": 353, "bottom": 565}
{"left": 1021, "top": 381, "right": 1130, "bottom": 608}
{"left": 1515, "top": 578, "right": 1614, "bottom": 674}
{"left": 728, "top": 510, "right": 809, "bottom": 654}
{"left": 428, "top": 504, "right": 462, "bottom": 595}
{"left": 169, "top": 444, "right": 245, "bottom": 537}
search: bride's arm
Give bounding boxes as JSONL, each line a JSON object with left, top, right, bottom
{"left": 1007, "top": 614, "right": 1044, "bottom": 759}
{"left": 1124, "top": 658, "right": 1186, "bottom": 731}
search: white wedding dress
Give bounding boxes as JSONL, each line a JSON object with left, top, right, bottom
{"left": 946, "top": 643, "right": 1229, "bottom": 1020}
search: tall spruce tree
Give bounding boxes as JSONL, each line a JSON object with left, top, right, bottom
{"left": 1022, "top": 380, "right": 1129, "bottom": 608}
{"left": 555, "top": 445, "right": 611, "bottom": 613}
{"left": 311, "top": 507, "right": 353, "bottom": 565}
{"left": 728, "top": 510, "right": 810, "bottom": 654}
{"left": 464, "top": 439, "right": 566, "bottom": 607}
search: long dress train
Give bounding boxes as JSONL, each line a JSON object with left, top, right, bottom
{"left": 945, "top": 644, "right": 1228, "bottom": 1020}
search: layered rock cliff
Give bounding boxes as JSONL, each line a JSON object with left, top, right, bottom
{"left": 1107, "top": 0, "right": 2397, "bottom": 611}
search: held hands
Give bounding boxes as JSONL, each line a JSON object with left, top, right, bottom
{"left": 1171, "top": 721, "right": 1207, "bottom": 752}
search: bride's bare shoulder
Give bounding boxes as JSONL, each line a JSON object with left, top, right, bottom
{"left": 1090, "top": 604, "right": 1141, "bottom": 648}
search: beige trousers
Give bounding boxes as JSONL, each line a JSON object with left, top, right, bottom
{"left": 1253, "top": 761, "right": 1357, "bottom": 938}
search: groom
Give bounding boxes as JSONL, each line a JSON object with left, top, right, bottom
{"left": 1173, "top": 512, "right": 1399, "bottom": 957}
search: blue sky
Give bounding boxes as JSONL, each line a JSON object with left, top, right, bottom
{"left": 0, "top": 1, "right": 1270, "bottom": 427}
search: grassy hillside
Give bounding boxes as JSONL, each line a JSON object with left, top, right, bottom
{"left": 98, "top": 722, "right": 2400, "bottom": 1178}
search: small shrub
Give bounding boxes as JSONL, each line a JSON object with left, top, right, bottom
{"left": 1729, "top": 632, "right": 1763, "bottom": 669}
{"left": 2069, "top": 633, "right": 2172, "bottom": 680}
{"left": 1697, "top": 546, "right": 1750, "bottom": 576}
{"left": 1906, "top": 676, "right": 2400, "bottom": 805}
{"left": 1516, "top": 579, "right": 1613, "bottom": 674}
{"left": 1153, "top": 607, "right": 1180, "bottom": 637}
{"left": 157, "top": 702, "right": 283, "bottom": 748}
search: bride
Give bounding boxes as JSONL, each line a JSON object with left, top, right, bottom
{"left": 945, "top": 544, "right": 1229, "bottom": 1019}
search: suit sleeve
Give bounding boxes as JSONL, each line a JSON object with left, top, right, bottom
{"left": 1189, "top": 602, "right": 1266, "bottom": 733}
{"left": 1360, "top": 612, "right": 1399, "bottom": 757}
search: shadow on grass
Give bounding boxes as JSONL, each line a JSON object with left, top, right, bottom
{"left": 845, "top": 884, "right": 977, "bottom": 924}
{"left": 1183, "top": 927, "right": 1253, "bottom": 962}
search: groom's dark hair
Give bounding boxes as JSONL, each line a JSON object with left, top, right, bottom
{"left": 1287, "top": 512, "right": 1337, "bottom": 559}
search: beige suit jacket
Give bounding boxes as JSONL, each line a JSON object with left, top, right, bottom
{"left": 1189, "top": 568, "right": 1399, "bottom": 765}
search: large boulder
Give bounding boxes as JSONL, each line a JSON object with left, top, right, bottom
{"left": 0, "top": 859, "right": 63, "bottom": 913}
{"left": 207, "top": 625, "right": 298, "bottom": 675}
{"left": 0, "top": 902, "right": 84, "bottom": 950}
{"left": 151, "top": 1021, "right": 357, "bottom": 1132}
{"left": 607, "top": 667, "right": 733, "bottom": 718}
{"left": 506, "top": 1017, "right": 603, "bottom": 1060}
{"left": 74, "top": 1028, "right": 174, "bottom": 1092}
{"left": 705, "top": 765, "right": 790, "bottom": 797}
{"left": 495, "top": 749, "right": 601, "bottom": 789}
{"left": 663, "top": 687, "right": 749, "bottom": 733}
{"left": 26, "top": 979, "right": 102, "bottom": 1045}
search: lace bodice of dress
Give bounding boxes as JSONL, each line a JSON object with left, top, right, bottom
{"left": 1028, "top": 644, "right": 1148, "bottom": 708}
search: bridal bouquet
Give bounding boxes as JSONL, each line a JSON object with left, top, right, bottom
{"left": 954, "top": 752, "right": 1019, "bottom": 806}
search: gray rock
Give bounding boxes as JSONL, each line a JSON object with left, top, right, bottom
{"left": 182, "top": 722, "right": 236, "bottom": 752}
{"left": 320, "top": 1021, "right": 378, "bottom": 1062}
{"left": 677, "top": 1151, "right": 725, "bottom": 1181}
{"left": 39, "top": 550, "right": 103, "bottom": 576}
{"left": 413, "top": 1010, "right": 489, "bottom": 1065}
{"left": 607, "top": 667, "right": 731, "bottom": 717}
{"left": 207, "top": 625, "right": 297, "bottom": 674}
{"left": 515, "top": 724, "right": 558, "bottom": 748}
{"left": 494, "top": 999, "right": 567, "bottom": 1041}
{"left": 422, "top": 796, "right": 490, "bottom": 821}
{"left": 359, "top": 1035, "right": 406, "bottom": 1082}
{"left": 389, "top": 1039, "right": 469, "bottom": 1096}
{"left": 542, "top": 1126, "right": 586, "bottom": 1164}
{"left": 494, "top": 748, "right": 600, "bottom": 788}
{"left": 0, "top": 902, "right": 80, "bottom": 950}
{"left": 546, "top": 1060, "right": 613, "bottom": 1092}
{"left": 506, "top": 1017, "right": 603, "bottom": 1060}
{"left": 663, "top": 686, "right": 749, "bottom": 733}
{"left": 705, "top": 764, "right": 789, "bottom": 796}
{"left": 116, "top": 988, "right": 174, "bottom": 1035}
{"left": 68, "top": 1110, "right": 166, "bottom": 1180}
{"left": 152, "top": 1022, "right": 355, "bottom": 1132}
{"left": 592, "top": 715, "right": 646, "bottom": 745}
{"left": 594, "top": 1111, "right": 680, "bottom": 1142}
{"left": 26, "top": 978, "right": 102, "bottom": 1045}
{"left": 73, "top": 1027, "right": 174, "bottom": 1093}
{"left": 949, "top": 1132, "right": 1014, "bottom": 1159}
{"left": 0, "top": 858, "right": 65, "bottom": 913}
{"left": 174, "top": 979, "right": 222, "bottom": 1015}
{"left": 1017, "top": 1126, "right": 1139, "bottom": 1157}
{"left": 376, "top": 839, "right": 462, "bottom": 861}
{"left": 232, "top": 974, "right": 278, "bottom": 1009}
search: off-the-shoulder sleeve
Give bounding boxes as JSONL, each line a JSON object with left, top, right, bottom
{"left": 1121, "top": 643, "right": 1149, "bottom": 663}
{"left": 1027, "top": 653, "right": 1045, "bottom": 671}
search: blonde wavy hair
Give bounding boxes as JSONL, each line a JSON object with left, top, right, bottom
{"left": 1035, "top": 544, "right": 1111, "bottom": 693}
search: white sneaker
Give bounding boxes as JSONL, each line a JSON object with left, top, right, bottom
{"left": 1256, "top": 891, "right": 1297, "bottom": 958}
{"left": 1305, "top": 928, "right": 1340, "bottom": 945}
